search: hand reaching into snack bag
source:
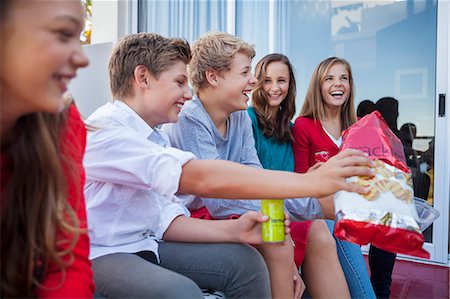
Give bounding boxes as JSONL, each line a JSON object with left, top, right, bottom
{"left": 305, "top": 148, "right": 375, "bottom": 198}
{"left": 334, "top": 111, "right": 429, "bottom": 258}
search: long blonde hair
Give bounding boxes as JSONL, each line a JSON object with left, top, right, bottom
{"left": 300, "top": 57, "right": 357, "bottom": 130}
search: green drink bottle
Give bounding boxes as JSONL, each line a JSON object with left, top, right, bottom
{"left": 261, "top": 199, "right": 285, "bottom": 243}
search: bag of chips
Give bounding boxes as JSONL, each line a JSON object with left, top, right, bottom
{"left": 334, "top": 111, "right": 429, "bottom": 258}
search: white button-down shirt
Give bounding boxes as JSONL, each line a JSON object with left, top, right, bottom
{"left": 84, "top": 100, "right": 194, "bottom": 260}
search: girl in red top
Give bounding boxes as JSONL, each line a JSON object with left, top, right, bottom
{"left": 0, "top": 0, "right": 94, "bottom": 297}
{"left": 292, "top": 57, "right": 357, "bottom": 173}
{"left": 292, "top": 57, "right": 377, "bottom": 299}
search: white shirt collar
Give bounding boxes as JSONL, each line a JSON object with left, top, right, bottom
{"left": 113, "top": 100, "right": 155, "bottom": 140}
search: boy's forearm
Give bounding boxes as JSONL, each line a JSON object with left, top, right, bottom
{"left": 162, "top": 215, "right": 238, "bottom": 242}
{"left": 179, "top": 159, "right": 318, "bottom": 199}
{"left": 179, "top": 149, "right": 374, "bottom": 200}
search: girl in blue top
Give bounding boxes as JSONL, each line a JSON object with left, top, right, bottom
{"left": 249, "top": 53, "right": 375, "bottom": 299}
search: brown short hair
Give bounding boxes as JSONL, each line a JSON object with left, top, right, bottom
{"left": 188, "top": 31, "right": 255, "bottom": 95}
{"left": 109, "top": 32, "right": 191, "bottom": 99}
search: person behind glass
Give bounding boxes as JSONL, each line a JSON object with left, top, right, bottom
{"left": 249, "top": 53, "right": 352, "bottom": 298}
{"left": 375, "top": 97, "right": 401, "bottom": 138}
{"left": 399, "top": 122, "right": 431, "bottom": 199}
{"left": 400, "top": 122, "right": 421, "bottom": 167}
{"left": 357, "top": 99, "right": 376, "bottom": 119}
{"left": 84, "top": 32, "right": 374, "bottom": 299}
{"left": 400, "top": 123, "right": 417, "bottom": 161}
{"left": 292, "top": 57, "right": 376, "bottom": 299}
{"left": 0, "top": 0, "right": 95, "bottom": 297}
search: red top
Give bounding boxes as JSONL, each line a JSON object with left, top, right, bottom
{"left": 1, "top": 105, "right": 95, "bottom": 297}
{"left": 292, "top": 116, "right": 339, "bottom": 173}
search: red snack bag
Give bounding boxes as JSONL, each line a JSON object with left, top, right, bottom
{"left": 334, "top": 111, "right": 429, "bottom": 258}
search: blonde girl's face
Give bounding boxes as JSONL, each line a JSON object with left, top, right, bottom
{"left": 262, "top": 61, "right": 290, "bottom": 110}
{"left": 0, "top": 0, "right": 88, "bottom": 116}
{"left": 320, "top": 63, "right": 350, "bottom": 111}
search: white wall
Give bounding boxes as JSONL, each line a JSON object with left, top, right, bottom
{"left": 91, "top": 1, "right": 119, "bottom": 44}
{"left": 68, "top": 42, "right": 113, "bottom": 118}
{"left": 91, "top": 0, "right": 136, "bottom": 45}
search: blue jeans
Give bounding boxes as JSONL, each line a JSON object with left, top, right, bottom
{"left": 326, "top": 220, "right": 376, "bottom": 299}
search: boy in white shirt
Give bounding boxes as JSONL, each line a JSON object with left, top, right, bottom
{"left": 84, "top": 32, "right": 373, "bottom": 298}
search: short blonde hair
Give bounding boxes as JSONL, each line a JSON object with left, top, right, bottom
{"left": 188, "top": 31, "right": 255, "bottom": 95}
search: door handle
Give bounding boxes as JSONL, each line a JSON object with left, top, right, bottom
{"left": 438, "top": 93, "right": 445, "bottom": 117}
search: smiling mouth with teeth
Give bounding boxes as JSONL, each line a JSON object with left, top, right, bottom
{"left": 54, "top": 75, "right": 72, "bottom": 92}
{"left": 57, "top": 76, "right": 70, "bottom": 84}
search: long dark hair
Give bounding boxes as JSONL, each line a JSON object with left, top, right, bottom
{"left": 1, "top": 1, "right": 82, "bottom": 296}
{"left": 252, "top": 53, "right": 297, "bottom": 143}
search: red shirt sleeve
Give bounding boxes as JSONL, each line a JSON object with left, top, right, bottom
{"left": 292, "top": 117, "right": 313, "bottom": 173}
{"left": 36, "top": 105, "right": 95, "bottom": 298}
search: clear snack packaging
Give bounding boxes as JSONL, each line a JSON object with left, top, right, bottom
{"left": 334, "top": 111, "right": 429, "bottom": 258}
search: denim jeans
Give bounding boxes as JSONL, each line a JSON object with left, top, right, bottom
{"left": 326, "top": 220, "right": 376, "bottom": 299}
{"left": 92, "top": 242, "right": 271, "bottom": 298}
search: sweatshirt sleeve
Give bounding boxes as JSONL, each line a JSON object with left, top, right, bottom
{"left": 84, "top": 119, "right": 195, "bottom": 198}
{"left": 284, "top": 197, "right": 324, "bottom": 221}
